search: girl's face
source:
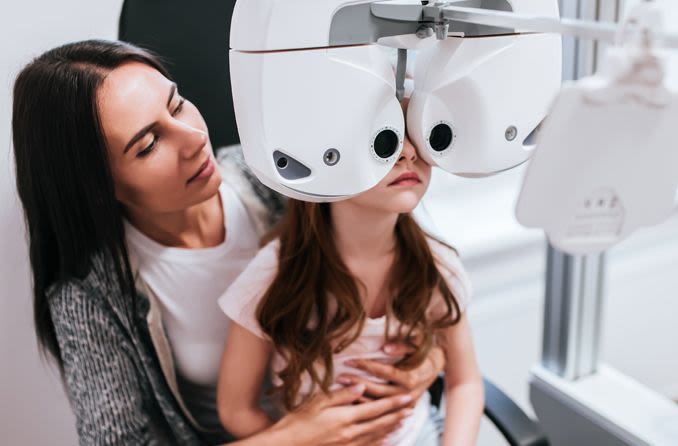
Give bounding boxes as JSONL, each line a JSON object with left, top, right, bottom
{"left": 345, "top": 133, "right": 432, "bottom": 214}
{"left": 98, "top": 62, "right": 222, "bottom": 214}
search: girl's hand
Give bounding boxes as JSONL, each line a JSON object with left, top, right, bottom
{"left": 271, "top": 384, "right": 414, "bottom": 446}
{"left": 336, "top": 343, "right": 445, "bottom": 405}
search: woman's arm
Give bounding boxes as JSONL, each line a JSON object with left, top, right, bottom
{"left": 438, "top": 313, "right": 484, "bottom": 446}
{"left": 218, "top": 322, "right": 416, "bottom": 446}
{"left": 228, "top": 384, "right": 415, "bottom": 446}
{"left": 217, "top": 321, "right": 274, "bottom": 438}
{"left": 49, "top": 282, "right": 176, "bottom": 445}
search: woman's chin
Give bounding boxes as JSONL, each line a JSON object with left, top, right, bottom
{"left": 186, "top": 173, "right": 222, "bottom": 207}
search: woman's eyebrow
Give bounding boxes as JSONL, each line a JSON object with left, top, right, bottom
{"left": 123, "top": 83, "right": 178, "bottom": 154}
{"left": 166, "top": 83, "right": 177, "bottom": 107}
{"left": 124, "top": 122, "right": 157, "bottom": 154}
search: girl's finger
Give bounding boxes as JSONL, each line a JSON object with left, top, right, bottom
{"left": 344, "top": 359, "right": 411, "bottom": 388}
{"left": 315, "top": 383, "right": 366, "bottom": 409}
{"left": 345, "top": 407, "right": 412, "bottom": 443}
{"left": 381, "top": 342, "right": 416, "bottom": 357}
{"left": 349, "top": 433, "right": 388, "bottom": 446}
{"left": 336, "top": 375, "right": 403, "bottom": 399}
{"left": 344, "top": 393, "right": 413, "bottom": 423}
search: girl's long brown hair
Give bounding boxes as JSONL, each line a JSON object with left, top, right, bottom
{"left": 257, "top": 199, "right": 462, "bottom": 410}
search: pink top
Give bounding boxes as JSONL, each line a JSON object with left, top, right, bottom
{"left": 218, "top": 237, "right": 472, "bottom": 446}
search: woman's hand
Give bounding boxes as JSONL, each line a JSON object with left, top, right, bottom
{"left": 336, "top": 343, "right": 445, "bottom": 405}
{"left": 270, "top": 384, "right": 414, "bottom": 446}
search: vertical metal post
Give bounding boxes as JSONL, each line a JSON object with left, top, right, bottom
{"left": 541, "top": 0, "right": 619, "bottom": 381}
{"left": 542, "top": 250, "right": 606, "bottom": 379}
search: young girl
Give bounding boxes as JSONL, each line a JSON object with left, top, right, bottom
{"left": 216, "top": 134, "right": 484, "bottom": 445}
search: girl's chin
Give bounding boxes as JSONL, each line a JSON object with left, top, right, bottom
{"left": 382, "top": 195, "right": 422, "bottom": 214}
{"left": 345, "top": 189, "right": 424, "bottom": 214}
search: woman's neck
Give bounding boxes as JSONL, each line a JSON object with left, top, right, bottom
{"left": 125, "top": 192, "right": 225, "bottom": 249}
{"left": 330, "top": 201, "right": 398, "bottom": 261}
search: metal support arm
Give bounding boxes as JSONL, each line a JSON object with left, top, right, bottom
{"left": 368, "top": 0, "right": 678, "bottom": 46}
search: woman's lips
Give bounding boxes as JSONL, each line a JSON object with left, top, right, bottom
{"left": 388, "top": 171, "right": 421, "bottom": 187}
{"left": 187, "top": 157, "right": 215, "bottom": 185}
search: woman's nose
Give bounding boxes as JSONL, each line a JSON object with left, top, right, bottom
{"left": 174, "top": 121, "right": 208, "bottom": 159}
{"left": 398, "top": 136, "right": 418, "bottom": 164}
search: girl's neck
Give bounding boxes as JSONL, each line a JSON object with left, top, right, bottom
{"left": 125, "top": 191, "right": 225, "bottom": 249}
{"left": 330, "top": 201, "right": 398, "bottom": 261}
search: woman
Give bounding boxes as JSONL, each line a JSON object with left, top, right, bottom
{"left": 12, "top": 39, "right": 446, "bottom": 445}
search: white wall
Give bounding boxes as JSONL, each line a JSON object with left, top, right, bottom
{"left": 0, "top": 2, "right": 123, "bottom": 444}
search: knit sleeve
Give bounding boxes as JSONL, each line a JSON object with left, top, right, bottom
{"left": 48, "top": 281, "right": 164, "bottom": 446}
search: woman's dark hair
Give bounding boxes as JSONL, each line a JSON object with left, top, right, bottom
{"left": 12, "top": 40, "right": 171, "bottom": 370}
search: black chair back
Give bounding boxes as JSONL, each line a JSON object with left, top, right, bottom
{"left": 119, "top": 0, "right": 240, "bottom": 149}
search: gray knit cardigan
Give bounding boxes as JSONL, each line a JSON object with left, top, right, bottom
{"left": 47, "top": 148, "right": 285, "bottom": 446}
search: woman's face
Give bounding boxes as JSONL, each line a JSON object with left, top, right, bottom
{"left": 98, "top": 62, "right": 221, "bottom": 214}
{"left": 345, "top": 133, "right": 432, "bottom": 214}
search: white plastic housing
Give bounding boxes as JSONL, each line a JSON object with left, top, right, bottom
{"left": 516, "top": 48, "right": 678, "bottom": 254}
{"left": 231, "top": 0, "right": 372, "bottom": 51}
{"left": 230, "top": 0, "right": 561, "bottom": 52}
{"left": 230, "top": 45, "right": 404, "bottom": 201}
{"left": 407, "top": 33, "right": 562, "bottom": 176}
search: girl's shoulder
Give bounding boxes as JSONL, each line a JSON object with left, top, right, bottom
{"left": 426, "top": 236, "right": 462, "bottom": 272}
{"left": 425, "top": 236, "right": 473, "bottom": 312}
{"left": 426, "top": 235, "right": 458, "bottom": 254}
{"left": 226, "top": 238, "right": 280, "bottom": 293}
{"left": 217, "top": 239, "right": 281, "bottom": 339}
{"left": 248, "top": 238, "right": 281, "bottom": 271}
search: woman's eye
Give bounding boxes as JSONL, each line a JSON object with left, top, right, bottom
{"left": 137, "top": 135, "right": 158, "bottom": 158}
{"left": 172, "top": 97, "right": 186, "bottom": 116}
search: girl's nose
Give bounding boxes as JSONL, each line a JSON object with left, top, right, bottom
{"left": 398, "top": 135, "right": 418, "bottom": 164}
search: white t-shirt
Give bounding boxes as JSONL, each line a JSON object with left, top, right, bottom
{"left": 125, "top": 182, "right": 260, "bottom": 432}
{"left": 218, "top": 237, "right": 472, "bottom": 446}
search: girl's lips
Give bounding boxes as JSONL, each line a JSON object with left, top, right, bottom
{"left": 187, "top": 157, "right": 215, "bottom": 185}
{"left": 388, "top": 171, "right": 421, "bottom": 187}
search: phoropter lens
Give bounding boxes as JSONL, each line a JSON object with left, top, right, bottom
{"left": 373, "top": 129, "right": 399, "bottom": 159}
{"left": 429, "top": 124, "right": 453, "bottom": 152}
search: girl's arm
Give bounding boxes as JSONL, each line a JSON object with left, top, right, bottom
{"left": 438, "top": 313, "right": 484, "bottom": 446}
{"left": 217, "top": 321, "right": 274, "bottom": 438}
{"left": 218, "top": 322, "right": 416, "bottom": 446}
